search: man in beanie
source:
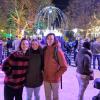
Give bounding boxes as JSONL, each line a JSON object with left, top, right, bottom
{"left": 75, "top": 41, "right": 93, "bottom": 100}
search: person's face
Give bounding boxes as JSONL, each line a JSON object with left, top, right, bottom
{"left": 21, "top": 40, "right": 29, "bottom": 51}
{"left": 31, "top": 41, "right": 39, "bottom": 50}
{"left": 47, "top": 35, "right": 55, "bottom": 46}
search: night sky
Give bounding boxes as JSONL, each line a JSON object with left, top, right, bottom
{"left": 52, "top": 0, "right": 70, "bottom": 10}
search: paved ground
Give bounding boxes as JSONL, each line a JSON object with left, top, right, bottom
{"left": 0, "top": 66, "right": 100, "bottom": 100}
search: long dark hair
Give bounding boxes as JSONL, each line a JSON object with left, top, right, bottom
{"left": 19, "top": 38, "right": 29, "bottom": 50}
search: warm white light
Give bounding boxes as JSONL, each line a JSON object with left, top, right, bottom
{"left": 43, "top": 29, "right": 62, "bottom": 36}
{"left": 1, "top": 29, "right": 4, "bottom": 32}
{"left": 49, "top": 9, "right": 52, "bottom": 13}
{"left": 72, "top": 28, "right": 78, "bottom": 33}
{"left": 33, "top": 34, "right": 37, "bottom": 39}
{"left": 36, "top": 29, "right": 41, "bottom": 34}
{"left": 21, "top": 29, "right": 25, "bottom": 36}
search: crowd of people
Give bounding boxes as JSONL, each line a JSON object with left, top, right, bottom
{"left": 0, "top": 33, "right": 68, "bottom": 100}
{"left": 0, "top": 33, "right": 100, "bottom": 100}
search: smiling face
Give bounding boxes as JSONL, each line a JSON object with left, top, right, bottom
{"left": 31, "top": 40, "right": 39, "bottom": 50}
{"left": 21, "top": 40, "right": 29, "bottom": 52}
{"left": 46, "top": 34, "right": 55, "bottom": 46}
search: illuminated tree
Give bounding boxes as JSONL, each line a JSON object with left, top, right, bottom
{"left": 0, "top": 0, "right": 52, "bottom": 36}
{"left": 86, "top": 14, "right": 100, "bottom": 38}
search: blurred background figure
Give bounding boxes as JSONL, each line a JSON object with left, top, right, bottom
{"left": 6, "top": 38, "right": 13, "bottom": 57}
{"left": 76, "top": 41, "right": 93, "bottom": 100}
{"left": 0, "top": 37, "right": 3, "bottom": 64}
{"left": 91, "top": 38, "right": 100, "bottom": 70}
{"left": 12, "top": 36, "right": 20, "bottom": 51}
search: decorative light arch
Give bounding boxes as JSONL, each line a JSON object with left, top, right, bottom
{"left": 35, "top": 6, "right": 67, "bottom": 36}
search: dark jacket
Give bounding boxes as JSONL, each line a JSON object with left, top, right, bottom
{"left": 75, "top": 47, "right": 93, "bottom": 75}
{"left": 25, "top": 47, "right": 43, "bottom": 88}
{"left": 0, "top": 40, "right": 3, "bottom": 60}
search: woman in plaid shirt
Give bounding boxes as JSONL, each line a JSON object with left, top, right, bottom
{"left": 2, "top": 38, "right": 29, "bottom": 100}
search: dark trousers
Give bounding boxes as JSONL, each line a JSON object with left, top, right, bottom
{"left": 4, "top": 85, "right": 23, "bottom": 100}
